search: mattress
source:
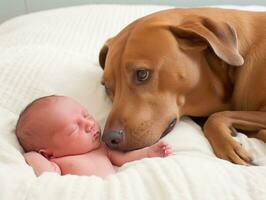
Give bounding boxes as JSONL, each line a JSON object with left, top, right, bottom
{"left": 0, "top": 4, "right": 266, "bottom": 200}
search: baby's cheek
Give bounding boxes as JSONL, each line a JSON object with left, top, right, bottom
{"left": 81, "top": 136, "right": 95, "bottom": 149}
{"left": 93, "top": 139, "right": 101, "bottom": 149}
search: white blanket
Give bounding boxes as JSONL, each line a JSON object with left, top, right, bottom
{"left": 1, "top": 4, "right": 266, "bottom": 200}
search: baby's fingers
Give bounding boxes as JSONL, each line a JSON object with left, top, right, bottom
{"left": 164, "top": 149, "right": 172, "bottom": 157}
{"left": 163, "top": 145, "right": 173, "bottom": 156}
{"left": 157, "top": 141, "right": 168, "bottom": 147}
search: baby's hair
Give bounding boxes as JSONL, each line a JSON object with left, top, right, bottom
{"left": 15, "top": 95, "right": 63, "bottom": 152}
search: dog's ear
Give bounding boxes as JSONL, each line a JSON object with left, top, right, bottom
{"left": 99, "top": 38, "right": 113, "bottom": 69}
{"left": 170, "top": 15, "right": 244, "bottom": 66}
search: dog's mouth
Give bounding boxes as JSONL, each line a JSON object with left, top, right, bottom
{"left": 161, "top": 118, "right": 177, "bottom": 138}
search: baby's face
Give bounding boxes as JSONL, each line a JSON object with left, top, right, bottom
{"left": 33, "top": 97, "right": 101, "bottom": 157}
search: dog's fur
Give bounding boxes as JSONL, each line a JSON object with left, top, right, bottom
{"left": 99, "top": 8, "right": 266, "bottom": 165}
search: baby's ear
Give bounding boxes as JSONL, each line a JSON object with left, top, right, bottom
{"left": 39, "top": 149, "right": 53, "bottom": 159}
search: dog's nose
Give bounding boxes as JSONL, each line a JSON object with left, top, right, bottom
{"left": 102, "top": 130, "right": 124, "bottom": 148}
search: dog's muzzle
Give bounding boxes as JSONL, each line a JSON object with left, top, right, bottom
{"left": 102, "top": 130, "right": 124, "bottom": 149}
{"left": 161, "top": 118, "right": 177, "bottom": 138}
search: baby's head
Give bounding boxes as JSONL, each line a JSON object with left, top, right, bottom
{"left": 16, "top": 95, "right": 101, "bottom": 158}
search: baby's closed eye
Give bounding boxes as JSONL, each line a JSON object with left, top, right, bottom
{"left": 67, "top": 124, "right": 79, "bottom": 135}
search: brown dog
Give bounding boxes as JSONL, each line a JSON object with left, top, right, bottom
{"left": 99, "top": 7, "right": 266, "bottom": 165}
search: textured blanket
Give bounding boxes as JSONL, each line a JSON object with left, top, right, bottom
{"left": 1, "top": 4, "right": 266, "bottom": 200}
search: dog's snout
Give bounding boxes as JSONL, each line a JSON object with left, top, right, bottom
{"left": 161, "top": 117, "right": 177, "bottom": 138}
{"left": 102, "top": 130, "right": 124, "bottom": 149}
{"left": 169, "top": 118, "right": 177, "bottom": 129}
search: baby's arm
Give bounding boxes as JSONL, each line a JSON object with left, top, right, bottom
{"left": 24, "top": 152, "right": 61, "bottom": 176}
{"left": 107, "top": 141, "right": 172, "bottom": 166}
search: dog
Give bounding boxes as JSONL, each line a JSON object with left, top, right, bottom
{"left": 99, "top": 7, "right": 266, "bottom": 165}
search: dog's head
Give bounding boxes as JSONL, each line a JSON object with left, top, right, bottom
{"left": 99, "top": 12, "right": 243, "bottom": 151}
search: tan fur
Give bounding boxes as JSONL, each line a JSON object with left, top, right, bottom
{"left": 99, "top": 8, "right": 266, "bottom": 164}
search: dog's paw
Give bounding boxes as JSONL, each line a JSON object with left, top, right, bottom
{"left": 210, "top": 134, "right": 252, "bottom": 165}
{"left": 204, "top": 113, "right": 253, "bottom": 165}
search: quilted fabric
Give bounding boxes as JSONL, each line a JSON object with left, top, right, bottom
{"left": 0, "top": 4, "right": 266, "bottom": 200}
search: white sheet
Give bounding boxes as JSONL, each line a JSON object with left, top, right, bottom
{"left": 0, "top": 4, "right": 266, "bottom": 200}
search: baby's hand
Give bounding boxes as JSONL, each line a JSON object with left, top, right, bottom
{"left": 147, "top": 141, "right": 172, "bottom": 158}
{"left": 24, "top": 151, "right": 61, "bottom": 176}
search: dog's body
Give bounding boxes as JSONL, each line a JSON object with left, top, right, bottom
{"left": 99, "top": 8, "right": 266, "bottom": 165}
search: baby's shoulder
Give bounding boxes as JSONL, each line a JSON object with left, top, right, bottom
{"left": 50, "top": 147, "right": 109, "bottom": 165}
{"left": 50, "top": 154, "right": 88, "bottom": 170}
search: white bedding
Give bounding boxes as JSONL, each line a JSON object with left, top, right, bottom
{"left": 1, "top": 4, "right": 266, "bottom": 200}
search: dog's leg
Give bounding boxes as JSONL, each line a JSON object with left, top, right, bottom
{"left": 203, "top": 111, "right": 266, "bottom": 165}
{"left": 253, "top": 129, "right": 266, "bottom": 142}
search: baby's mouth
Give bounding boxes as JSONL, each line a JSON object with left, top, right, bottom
{"left": 93, "top": 131, "right": 100, "bottom": 141}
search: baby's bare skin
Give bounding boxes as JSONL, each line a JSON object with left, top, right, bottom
{"left": 18, "top": 96, "right": 172, "bottom": 178}
{"left": 24, "top": 139, "right": 171, "bottom": 178}
{"left": 51, "top": 145, "right": 115, "bottom": 177}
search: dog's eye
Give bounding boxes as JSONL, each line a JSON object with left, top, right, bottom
{"left": 105, "top": 86, "right": 111, "bottom": 95}
{"left": 136, "top": 69, "right": 150, "bottom": 82}
{"left": 104, "top": 85, "right": 114, "bottom": 99}
{"left": 101, "top": 81, "right": 114, "bottom": 101}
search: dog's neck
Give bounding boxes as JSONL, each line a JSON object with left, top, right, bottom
{"left": 181, "top": 50, "right": 233, "bottom": 117}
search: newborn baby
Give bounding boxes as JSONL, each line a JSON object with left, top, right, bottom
{"left": 16, "top": 95, "right": 172, "bottom": 178}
